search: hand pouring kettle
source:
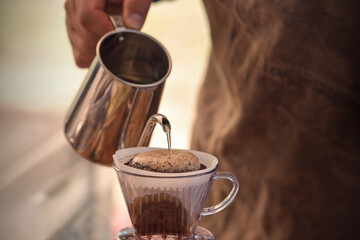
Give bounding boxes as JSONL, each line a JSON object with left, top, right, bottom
{"left": 64, "top": 15, "right": 172, "bottom": 166}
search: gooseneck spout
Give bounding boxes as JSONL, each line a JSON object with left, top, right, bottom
{"left": 137, "top": 114, "right": 171, "bottom": 147}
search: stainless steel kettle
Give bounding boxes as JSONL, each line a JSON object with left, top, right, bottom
{"left": 64, "top": 16, "right": 172, "bottom": 165}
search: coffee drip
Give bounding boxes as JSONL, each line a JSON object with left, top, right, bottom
{"left": 166, "top": 131, "right": 172, "bottom": 155}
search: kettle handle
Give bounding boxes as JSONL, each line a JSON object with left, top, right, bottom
{"left": 109, "top": 15, "right": 126, "bottom": 30}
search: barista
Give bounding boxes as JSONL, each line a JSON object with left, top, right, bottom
{"left": 64, "top": 0, "right": 360, "bottom": 239}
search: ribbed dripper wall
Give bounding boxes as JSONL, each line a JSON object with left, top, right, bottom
{"left": 117, "top": 174, "right": 212, "bottom": 238}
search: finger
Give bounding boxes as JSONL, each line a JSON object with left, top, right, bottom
{"left": 66, "top": 15, "right": 97, "bottom": 68}
{"left": 71, "top": 32, "right": 97, "bottom": 68}
{"left": 64, "top": 1, "right": 76, "bottom": 34}
{"left": 122, "top": 0, "right": 152, "bottom": 30}
{"left": 106, "top": 0, "right": 123, "bottom": 14}
{"left": 64, "top": 0, "right": 76, "bottom": 15}
{"left": 67, "top": 15, "right": 100, "bottom": 48}
{"left": 73, "top": 47, "right": 95, "bottom": 68}
{"left": 77, "top": 0, "right": 114, "bottom": 36}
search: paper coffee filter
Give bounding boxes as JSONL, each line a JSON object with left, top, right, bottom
{"left": 113, "top": 147, "right": 218, "bottom": 176}
{"left": 112, "top": 147, "right": 218, "bottom": 189}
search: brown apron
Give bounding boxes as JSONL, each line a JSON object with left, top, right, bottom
{"left": 191, "top": 0, "right": 360, "bottom": 239}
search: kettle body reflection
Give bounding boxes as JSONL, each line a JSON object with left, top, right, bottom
{"left": 64, "top": 17, "right": 172, "bottom": 165}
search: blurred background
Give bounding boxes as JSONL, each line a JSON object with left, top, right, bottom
{"left": 0, "top": 0, "right": 210, "bottom": 239}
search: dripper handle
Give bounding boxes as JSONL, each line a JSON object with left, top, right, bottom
{"left": 200, "top": 172, "right": 239, "bottom": 216}
{"left": 109, "top": 14, "right": 126, "bottom": 30}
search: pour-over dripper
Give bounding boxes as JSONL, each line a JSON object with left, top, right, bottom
{"left": 113, "top": 147, "right": 239, "bottom": 239}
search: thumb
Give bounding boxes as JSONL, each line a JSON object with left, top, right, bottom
{"left": 122, "top": 0, "right": 152, "bottom": 30}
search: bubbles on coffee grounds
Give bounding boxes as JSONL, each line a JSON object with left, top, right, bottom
{"left": 126, "top": 149, "right": 204, "bottom": 173}
{"left": 130, "top": 193, "right": 190, "bottom": 237}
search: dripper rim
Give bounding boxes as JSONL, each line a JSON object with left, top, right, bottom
{"left": 113, "top": 147, "right": 218, "bottom": 178}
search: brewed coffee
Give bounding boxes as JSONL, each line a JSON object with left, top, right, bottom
{"left": 130, "top": 193, "right": 190, "bottom": 236}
